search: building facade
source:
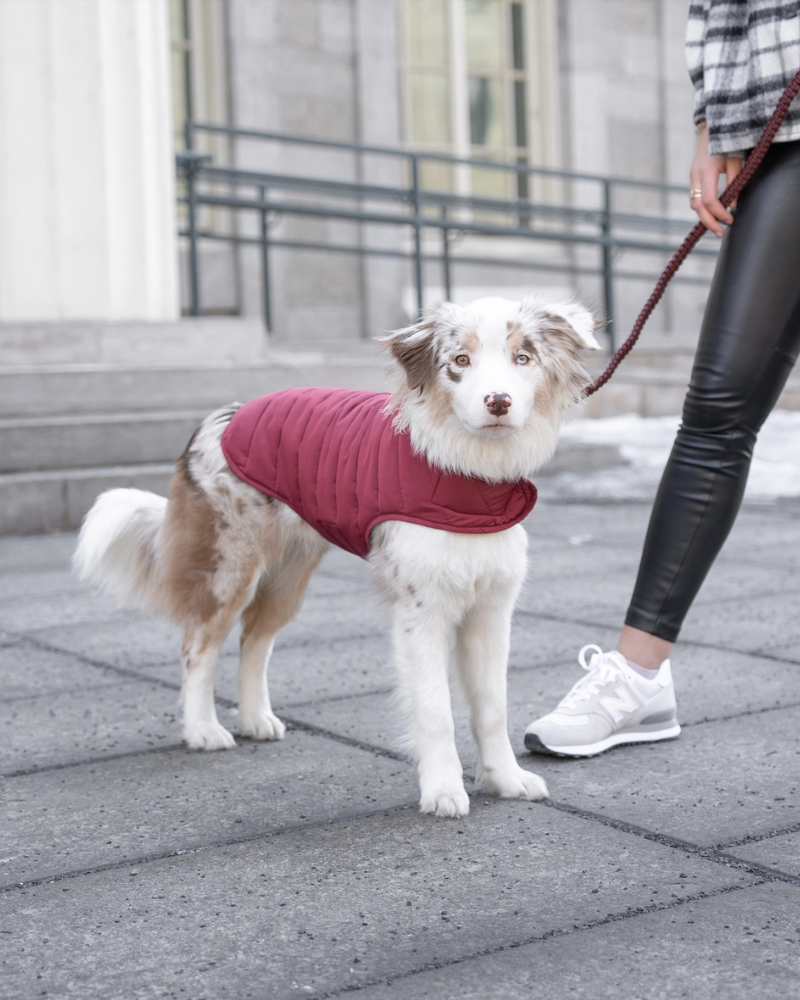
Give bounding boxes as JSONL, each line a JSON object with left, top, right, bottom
{"left": 0, "top": 0, "right": 703, "bottom": 342}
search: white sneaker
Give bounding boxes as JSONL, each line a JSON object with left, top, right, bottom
{"left": 524, "top": 644, "right": 681, "bottom": 757}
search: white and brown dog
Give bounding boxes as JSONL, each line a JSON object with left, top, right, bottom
{"left": 74, "top": 295, "right": 598, "bottom": 818}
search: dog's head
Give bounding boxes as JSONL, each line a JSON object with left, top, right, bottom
{"left": 382, "top": 295, "right": 599, "bottom": 481}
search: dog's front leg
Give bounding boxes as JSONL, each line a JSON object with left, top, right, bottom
{"left": 456, "top": 585, "right": 548, "bottom": 802}
{"left": 392, "top": 604, "right": 469, "bottom": 818}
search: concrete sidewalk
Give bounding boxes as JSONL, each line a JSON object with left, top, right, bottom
{"left": 1, "top": 498, "right": 799, "bottom": 999}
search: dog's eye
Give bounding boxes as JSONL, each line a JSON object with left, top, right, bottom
{"left": 454, "top": 354, "right": 471, "bottom": 367}
{"left": 515, "top": 354, "right": 530, "bottom": 366}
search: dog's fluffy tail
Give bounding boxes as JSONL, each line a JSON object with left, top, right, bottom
{"left": 73, "top": 488, "right": 167, "bottom": 610}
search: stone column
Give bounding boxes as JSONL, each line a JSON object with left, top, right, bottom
{"left": 0, "top": 0, "right": 178, "bottom": 321}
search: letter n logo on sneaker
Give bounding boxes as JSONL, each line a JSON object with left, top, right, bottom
{"left": 599, "top": 688, "right": 639, "bottom": 724}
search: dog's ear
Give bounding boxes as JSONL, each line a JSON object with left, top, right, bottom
{"left": 557, "top": 303, "right": 601, "bottom": 350}
{"left": 382, "top": 313, "right": 440, "bottom": 391}
{"left": 534, "top": 301, "right": 601, "bottom": 352}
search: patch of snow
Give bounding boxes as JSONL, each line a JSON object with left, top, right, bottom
{"left": 544, "top": 410, "right": 800, "bottom": 501}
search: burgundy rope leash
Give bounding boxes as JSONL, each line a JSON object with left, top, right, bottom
{"left": 585, "top": 68, "right": 800, "bottom": 397}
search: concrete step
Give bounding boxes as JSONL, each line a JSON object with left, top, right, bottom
{"left": 584, "top": 363, "right": 800, "bottom": 418}
{"left": 0, "top": 354, "right": 387, "bottom": 417}
{"left": 0, "top": 317, "right": 272, "bottom": 365}
{"left": 0, "top": 411, "right": 207, "bottom": 473}
{"left": 610, "top": 336, "right": 698, "bottom": 371}
{"left": 0, "top": 463, "right": 174, "bottom": 535}
{"left": 584, "top": 365, "right": 690, "bottom": 418}
{"left": 0, "top": 438, "right": 628, "bottom": 535}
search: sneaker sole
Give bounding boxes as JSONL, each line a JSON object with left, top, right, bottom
{"left": 524, "top": 723, "right": 682, "bottom": 758}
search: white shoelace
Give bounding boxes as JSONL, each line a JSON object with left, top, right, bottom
{"left": 558, "top": 645, "right": 626, "bottom": 710}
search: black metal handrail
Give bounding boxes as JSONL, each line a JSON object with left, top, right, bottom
{"left": 177, "top": 120, "right": 718, "bottom": 347}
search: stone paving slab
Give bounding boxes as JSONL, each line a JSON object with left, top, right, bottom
{"left": 283, "top": 641, "right": 800, "bottom": 757}
{"left": 0, "top": 565, "right": 77, "bottom": 602}
{"left": 28, "top": 615, "right": 214, "bottom": 670}
{"left": 535, "top": 706, "right": 800, "bottom": 848}
{"left": 0, "top": 531, "right": 75, "bottom": 571}
{"left": 506, "top": 638, "right": 800, "bottom": 727}
{"left": 284, "top": 693, "right": 800, "bottom": 848}
{"left": 8, "top": 605, "right": 796, "bottom": 782}
{"left": 25, "top": 606, "right": 617, "bottom": 713}
{"left": 0, "top": 585, "right": 128, "bottom": 633}
{"left": 1, "top": 733, "right": 416, "bottom": 887}
{"left": 27, "top": 588, "right": 387, "bottom": 661}
{"left": 347, "top": 882, "right": 800, "bottom": 1000}
{"left": 765, "top": 644, "right": 800, "bottom": 664}
{"left": 716, "top": 524, "right": 800, "bottom": 571}
{"left": 0, "top": 642, "right": 125, "bottom": 700}
{"left": 679, "top": 590, "right": 800, "bottom": 657}
{"left": 28, "top": 623, "right": 392, "bottom": 704}
{"left": 520, "top": 552, "right": 798, "bottom": 616}
{"left": 731, "top": 832, "right": 800, "bottom": 878}
{"left": 1, "top": 503, "right": 798, "bottom": 999}
{"left": 1, "top": 678, "right": 180, "bottom": 774}
{"left": 0, "top": 802, "right": 755, "bottom": 1000}
{"left": 523, "top": 501, "right": 653, "bottom": 551}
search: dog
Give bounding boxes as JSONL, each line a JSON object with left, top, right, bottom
{"left": 74, "top": 295, "right": 599, "bottom": 818}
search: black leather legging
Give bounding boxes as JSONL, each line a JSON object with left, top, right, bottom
{"left": 625, "top": 139, "right": 800, "bottom": 643}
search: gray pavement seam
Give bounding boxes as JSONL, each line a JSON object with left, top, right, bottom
{"left": 669, "top": 636, "right": 800, "bottom": 665}
{"left": 514, "top": 607, "right": 800, "bottom": 663}
{"left": 274, "top": 685, "right": 395, "bottom": 710}
{"left": 269, "top": 629, "right": 385, "bottom": 652}
{"left": 543, "top": 799, "right": 800, "bottom": 886}
{"left": 0, "top": 586, "right": 110, "bottom": 609}
{"left": 713, "top": 820, "right": 800, "bottom": 851}
{"left": 0, "top": 679, "right": 146, "bottom": 705}
{"left": 678, "top": 699, "right": 800, "bottom": 728}
{"left": 5, "top": 630, "right": 798, "bottom": 795}
{"left": 2, "top": 741, "right": 186, "bottom": 779}
{"left": 5, "top": 632, "right": 187, "bottom": 694}
{"left": 0, "top": 801, "right": 417, "bottom": 894}
{"left": 301, "top": 881, "right": 766, "bottom": 1000}
{"left": 0, "top": 715, "right": 410, "bottom": 779}
{"left": 2, "top": 631, "right": 410, "bottom": 767}
{"left": 6, "top": 679, "right": 793, "bottom": 780}
{"left": 3, "top": 780, "right": 798, "bottom": 897}
{"left": 280, "top": 714, "right": 410, "bottom": 763}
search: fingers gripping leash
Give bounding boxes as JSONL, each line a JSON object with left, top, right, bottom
{"left": 585, "top": 68, "right": 800, "bottom": 397}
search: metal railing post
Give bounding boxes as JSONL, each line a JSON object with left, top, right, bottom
{"left": 440, "top": 204, "right": 452, "bottom": 301}
{"left": 601, "top": 178, "right": 615, "bottom": 351}
{"left": 410, "top": 154, "right": 424, "bottom": 317}
{"left": 186, "top": 156, "right": 201, "bottom": 318}
{"left": 259, "top": 185, "right": 272, "bottom": 336}
{"left": 177, "top": 143, "right": 213, "bottom": 320}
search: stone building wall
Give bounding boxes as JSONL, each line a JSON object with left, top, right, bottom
{"left": 216, "top": 0, "right": 708, "bottom": 346}
{"left": 224, "top": 0, "right": 405, "bottom": 345}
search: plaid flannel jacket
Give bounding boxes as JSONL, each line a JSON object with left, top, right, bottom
{"left": 687, "top": 1, "right": 800, "bottom": 154}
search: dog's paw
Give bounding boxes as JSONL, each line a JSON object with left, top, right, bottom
{"left": 476, "top": 765, "right": 549, "bottom": 801}
{"left": 185, "top": 721, "right": 237, "bottom": 751}
{"left": 239, "top": 711, "right": 286, "bottom": 741}
{"left": 419, "top": 785, "right": 470, "bottom": 818}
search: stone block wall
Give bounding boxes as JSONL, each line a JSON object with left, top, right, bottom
{"left": 209, "top": 0, "right": 707, "bottom": 345}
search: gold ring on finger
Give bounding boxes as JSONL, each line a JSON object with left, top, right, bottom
{"left": 689, "top": 189, "right": 702, "bottom": 200}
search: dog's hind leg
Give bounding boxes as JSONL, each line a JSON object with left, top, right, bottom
{"left": 181, "top": 602, "right": 248, "bottom": 751}
{"left": 455, "top": 583, "right": 548, "bottom": 802}
{"left": 237, "top": 540, "right": 327, "bottom": 741}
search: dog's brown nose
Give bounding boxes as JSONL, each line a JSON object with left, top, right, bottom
{"left": 484, "top": 392, "right": 512, "bottom": 417}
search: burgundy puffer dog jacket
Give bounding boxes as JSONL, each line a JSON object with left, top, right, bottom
{"left": 220, "top": 387, "right": 537, "bottom": 559}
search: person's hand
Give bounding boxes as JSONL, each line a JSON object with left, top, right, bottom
{"left": 689, "top": 123, "right": 742, "bottom": 236}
